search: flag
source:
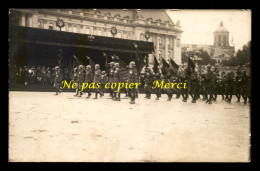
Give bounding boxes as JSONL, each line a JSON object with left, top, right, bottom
{"left": 188, "top": 57, "right": 195, "bottom": 72}
{"left": 153, "top": 55, "right": 159, "bottom": 73}
{"left": 170, "top": 59, "right": 179, "bottom": 75}
{"left": 161, "top": 57, "right": 170, "bottom": 75}
{"left": 86, "top": 56, "right": 95, "bottom": 69}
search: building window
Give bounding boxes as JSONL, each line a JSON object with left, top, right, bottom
{"left": 68, "top": 25, "right": 73, "bottom": 32}
{"left": 73, "top": 26, "right": 78, "bottom": 33}
{"left": 85, "top": 28, "right": 90, "bottom": 34}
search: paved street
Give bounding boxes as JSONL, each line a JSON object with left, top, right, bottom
{"left": 9, "top": 91, "right": 250, "bottom": 162}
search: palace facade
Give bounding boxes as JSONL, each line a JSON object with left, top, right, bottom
{"left": 10, "top": 9, "right": 183, "bottom": 65}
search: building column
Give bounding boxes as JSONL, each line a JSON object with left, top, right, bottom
{"left": 165, "top": 36, "right": 168, "bottom": 61}
{"left": 20, "top": 13, "right": 26, "bottom": 26}
{"left": 173, "top": 36, "right": 181, "bottom": 65}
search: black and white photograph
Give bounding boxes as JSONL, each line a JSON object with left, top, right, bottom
{"left": 8, "top": 9, "right": 251, "bottom": 162}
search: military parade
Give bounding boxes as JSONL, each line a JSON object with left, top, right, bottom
{"left": 9, "top": 57, "right": 251, "bottom": 105}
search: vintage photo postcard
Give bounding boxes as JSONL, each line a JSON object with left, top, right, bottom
{"left": 8, "top": 9, "right": 251, "bottom": 162}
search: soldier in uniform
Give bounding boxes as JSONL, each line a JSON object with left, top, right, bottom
{"left": 54, "top": 66, "right": 63, "bottom": 95}
{"left": 100, "top": 71, "right": 108, "bottom": 96}
{"left": 180, "top": 68, "right": 190, "bottom": 102}
{"left": 240, "top": 71, "right": 249, "bottom": 104}
{"left": 190, "top": 70, "right": 200, "bottom": 103}
{"left": 93, "top": 64, "right": 102, "bottom": 99}
{"left": 72, "top": 67, "right": 78, "bottom": 96}
{"left": 165, "top": 73, "right": 174, "bottom": 101}
{"left": 153, "top": 72, "right": 161, "bottom": 100}
{"left": 128, "top": 61, "right": 139, "bottom": 104}
{"left": 234, "top": 68, "right": 242, "bottom": 102}
{"left": 112, "top": 62, "right": 121, "bottom": 101}
{"left": 108, "top": 62, "right": 115, "bottom": 97}
{"left": 204, "top": 65, "right": 214, "bottom": 104}
{"left": 85, "top": 65, "right": 93, "bottom": 98}
{"left": 75, "top": 65, "right": 85, "bottom": 97}
{"left": 144, "top": 67, "right": 154, "bottom": 99}
{"left": 212, "top": 67, "right": 220, "bottom": 101}
{"left": 225, "top": 72, "right": 234, "bottom": 103}
{"left": 133, "top": 62, "right": 139, "bottom": 98}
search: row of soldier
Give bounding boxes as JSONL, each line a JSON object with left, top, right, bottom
{"left": 143, "top": 65, "right": 250, "bottom": 104}
{"left": 53, "top": 61, "right": 139, "bottom": 104}
{"left": 53, "top": 61, "right": 250, "bottom": 105}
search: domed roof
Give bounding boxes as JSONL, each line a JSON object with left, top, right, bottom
{"left": 214, "top": 21, "right": 229, "bottom": 33}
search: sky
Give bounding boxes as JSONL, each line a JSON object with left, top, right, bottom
{"left": 166, "top": 9, "right": 251, "bottom": 51}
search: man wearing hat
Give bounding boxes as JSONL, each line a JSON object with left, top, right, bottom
{"left": 85, "top": 65, "right": 93, "bottom": 98}
{"left": 93, "top": 64, "right": 102, "bottom": 99}
{"left": 190, "top": 70, "right": 200, "bottom": 103}
{"left": 54, "top": 66, "right": 63, "bottom": 95}
{"left": 128, "top": 61, "right": 138, "bottom": 104}
{"left": 225, "top": 72, "right": 234, "bottom": 103}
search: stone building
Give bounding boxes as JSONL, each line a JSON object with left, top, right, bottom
{"left": 182, "top": 21, "right": 235, "bottom": 64}
{"left": 10, "top": 9, "right": 183, "bottom": 65}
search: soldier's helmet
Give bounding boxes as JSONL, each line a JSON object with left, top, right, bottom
{"left": 129, "top": 61, "right": 135, "bottom": 68}
{"left": 110, "top": 62, "right": 115, "bottom": 66}
{"left": 95, "top": 64, "right": 100, "bottom": 69}
{"left": 86, "top": 65, "right": 91, "bottom": 69}
{"left": 55, "top": 66, "right": 59, "bottom": 70}
{"left": 79, "top": 65, "right": 84, "bottom": 69}
{"left": 102, "top": 71, "right": 106, "bottom": 74}
{"left": 114, "top": 63, "right": 120, "bottom": 67}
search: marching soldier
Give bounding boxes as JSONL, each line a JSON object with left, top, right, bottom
{"left": 144, "top": 67, "right": 154, "bottom": 99}
{"left": 76, "top": 65, "right": 85, "bottom": 97}
{"left": 225, "top": 72, "right": 234, "bottom": 103}
{"left": 212, "top": 67, "right": 220, "bottom": 101}
{"left": 93, "top": 64, "right": 102, "bottom": 99}
{"left": 218, "top": 72, "right": 227, "bottom": 101}
{"left": 54, "top": 66, "right": 63, "bottom": 95}
{"left": 112, "top": 62, "right": 121, "bottom": 101}
{"left": 204, "top": 65, "right": 214, "bottom": 104}
{"left": 133, "top": 62, "right": 139, "bottom": 98}
{"left": 128, "top": 61, "right": 138, "bottom": 104}
{"left": 153, "top": 72, "right": 161, "bottom": 100}
{"left": 165, "top": 73, "right": 173, "bottom": 101}
{"left": 240, "top": 71, "right": 249, "bottom": 104}
{"left": 190, "top": 70, "right": 200, "bottom": 103}
{"left": 85, "top": 65, "right": 93, "bottom": 98}
{"left": 180, "top": 68, "right": 189, "bottom": 102}
{"left": 100, "top": 71, "right": 108, "bottom": 96}
{"left": 108, "top": 62, "right": 115, "bottom": 97}
{"left": 73, "top": 67, "right": 78, "bottom": 96}
{"left": 234, "top": 68, "right": 242, "bottom": 102}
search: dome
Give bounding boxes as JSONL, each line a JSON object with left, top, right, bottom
{"left": 214, "top": 21, "right": 229, "bottom": 33}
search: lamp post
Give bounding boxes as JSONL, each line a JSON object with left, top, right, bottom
{"left": 55, "top": 18, "right": 65, "bottom": 69}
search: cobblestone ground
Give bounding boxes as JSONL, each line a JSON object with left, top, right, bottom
{"left": 9, "top": 91, "right": 250, "bottom": 162}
